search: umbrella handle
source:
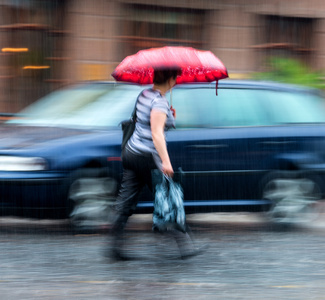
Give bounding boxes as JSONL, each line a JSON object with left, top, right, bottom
{"left": 170, "top": 88, "right": 173, "bottom": 106}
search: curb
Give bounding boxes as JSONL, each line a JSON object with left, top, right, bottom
{"left": 0, "top": 212, "right": 324, "bottom": 233}
{"left": 0, "top": 213, "right": 267, "bottom": 233}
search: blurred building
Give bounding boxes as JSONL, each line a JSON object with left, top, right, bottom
{"left": 0, "top": 0, "right": 325, "bottom": 112}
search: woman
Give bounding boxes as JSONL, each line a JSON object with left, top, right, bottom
{"left": 109, "top": 68, "right": 202, "bottom": 261}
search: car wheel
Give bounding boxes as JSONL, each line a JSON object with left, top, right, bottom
{"left": 261, "top": 173, "right": 323, "bottom": 225}
{"left": 67, "top": 168, "right": 118, "bottom": 231}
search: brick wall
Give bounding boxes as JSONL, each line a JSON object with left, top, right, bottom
{"left": 63, "top": 0, "right": 121, "bottom": 83}
{"left": 1, "top": 0, "right": 325, "bottom": 112}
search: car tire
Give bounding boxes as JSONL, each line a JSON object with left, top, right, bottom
{"left": 260, "top": 171, "right": 323, "bottom": 226}
{"left": 67, "top": 168, "right": 118, "bottom": 232}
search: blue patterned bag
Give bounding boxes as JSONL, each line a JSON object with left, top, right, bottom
{"left": 152, "top": 173, "right": 186, "bottom": 233}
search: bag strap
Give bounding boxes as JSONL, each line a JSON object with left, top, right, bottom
{"left": 131, "top": 95, "right": 139, "bottom": 121}
{"left": 131, "top": 104, "right": 136, "bottom": 121}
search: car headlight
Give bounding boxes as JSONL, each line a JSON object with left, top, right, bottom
{"left": 0, "top": 156, "right": 48, "bottom": 171}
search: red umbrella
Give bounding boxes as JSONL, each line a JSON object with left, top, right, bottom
{"left": 112, "top": 46, "right": 228, "bottom": 88}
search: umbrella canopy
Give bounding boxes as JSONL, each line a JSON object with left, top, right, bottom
{"left": 111, "top": 46, "right": 228, "bottom": 85}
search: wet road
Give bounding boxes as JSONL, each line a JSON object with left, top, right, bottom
{"left": 0, "top": 214, "right": 325, "bottom": 300}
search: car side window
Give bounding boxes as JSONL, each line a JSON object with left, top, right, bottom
{"left": 170, "top": 87, "right": 270, "bottom": 128}
{"left": 214, "top": 89, "right": 269, "bottom": 126}
{"left": 262, "top": 90, "right": 325, "bottom": 124}
{"left": 168, "top": 89, "right": 203, "bottom": 128}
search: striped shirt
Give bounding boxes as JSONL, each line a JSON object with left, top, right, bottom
{"left": 127, "top": 88, "right": 175, "bottom": 168}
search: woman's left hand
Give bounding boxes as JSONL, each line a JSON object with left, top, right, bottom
{"left": 170, "top": 106, "right": 176, "bottom": 119}
{"left": 162, "top": 160, "right": 174, "bottom": 177}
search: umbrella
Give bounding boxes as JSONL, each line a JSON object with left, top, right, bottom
{"left": 111, "top": 46, "right": 228, "bottom": 90}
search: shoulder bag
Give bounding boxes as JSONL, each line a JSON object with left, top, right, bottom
{"left": 120, "top": 99, "right": 137, "bottom": 150}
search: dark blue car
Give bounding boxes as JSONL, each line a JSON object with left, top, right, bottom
{"left": 1, "top": 80, "right": 325, "bottom": 228}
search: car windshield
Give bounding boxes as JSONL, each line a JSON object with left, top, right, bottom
{"left": 8, "top": 83, "right": 144, "bottom": 128}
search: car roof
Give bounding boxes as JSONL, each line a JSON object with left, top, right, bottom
{"left": 217, "top": 79, "right": 318, "bottom": 93}
{"left": 87, "top": 79, "right": 318, "bottom": 94}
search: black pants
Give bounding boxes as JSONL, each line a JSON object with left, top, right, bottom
{"left": 114, "top": 147, "right": 156, "bottom": 217}
{"left": 111, "top": 146, "right": 195, "bottom": 255}
{"left": 110, "top": 147, "right": 156, "bottom": 248}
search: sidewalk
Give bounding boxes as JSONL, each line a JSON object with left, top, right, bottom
{"left": 129, "top": 212, "right": 269, "bottom": 231}
{"left": 0, "top": 213, "right": 267, "bottom": 233}
{"left": 1, "top": 212, "right": 324, "bottom": 233}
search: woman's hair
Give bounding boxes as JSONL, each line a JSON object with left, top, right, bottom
{"left": 153, "top": 68, "right": 181, "bottom": 85}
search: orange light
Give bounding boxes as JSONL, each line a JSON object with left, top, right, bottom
{"left": 2, "top": 48, "right": 29, "bottom": 53}
{"left": 22, "top": 66, "right": 50, "bottom": 70}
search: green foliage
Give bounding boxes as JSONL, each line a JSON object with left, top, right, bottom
{"left": 253, "top": 57, "right": 325, "bottom": 89}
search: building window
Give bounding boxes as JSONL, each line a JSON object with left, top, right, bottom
{"left": 117, "top": 4, "right": 205, "bottom": 59}
{"left": 0, "top": 0, "right": 67, "bottom": 110}
{"left": 254, "top": 15, "right": 315, "bottom": 68}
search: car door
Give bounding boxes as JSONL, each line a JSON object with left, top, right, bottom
{"left": 165, "top": 85, "right": 277, "bottom": 204}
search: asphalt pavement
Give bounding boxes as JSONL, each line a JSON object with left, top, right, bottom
{"left": 1, "top": 212, "right": 325, "bottom": 300}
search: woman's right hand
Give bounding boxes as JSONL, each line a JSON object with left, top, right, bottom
{"left": 162, "top": 161, "right": 174, "bottom": 177}
{"left": 170, "top": 106, "right": 176, "bottom": 119}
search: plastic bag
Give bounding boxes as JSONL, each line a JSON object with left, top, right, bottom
{"left": 152, "top": 173, "right": 186, "bottom": 233}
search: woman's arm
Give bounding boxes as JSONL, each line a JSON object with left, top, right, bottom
{"left": 151, "top": 109, "right": 174, "bottom": 177}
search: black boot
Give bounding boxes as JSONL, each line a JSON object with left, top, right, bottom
{"left": 108, "top": 214, "right": 134, "bottom": 261}
{"left": 171, "top": 229, "right": 207, "bottom": 260}
{"left": 110, "top": 246, "right": 133, "bottom": 261}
